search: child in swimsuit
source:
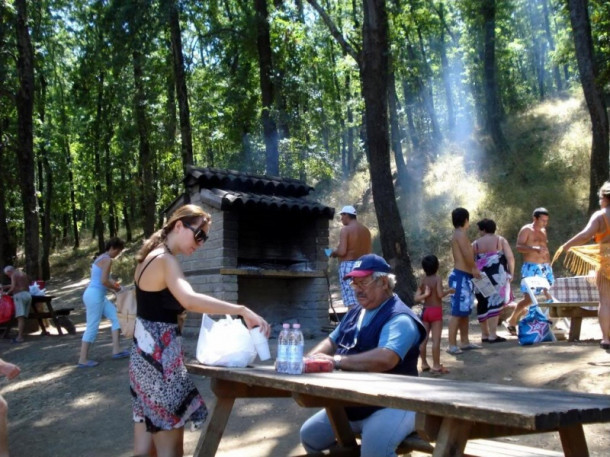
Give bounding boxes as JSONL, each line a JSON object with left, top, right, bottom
{"left": 415, "top": 255, "right": 455, "bottom": 374}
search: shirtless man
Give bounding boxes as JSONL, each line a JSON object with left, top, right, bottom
{"left": 506, "top": 208, "right": 554, "bottom": 334}
{"left": 330, "top": 206, "right": 372, "bottom": 307}
{"left": 3, "top": 266, "right": 32, "bottom": 343}
{"left": 446, "top": 208, "right": 481, "bottom": 355}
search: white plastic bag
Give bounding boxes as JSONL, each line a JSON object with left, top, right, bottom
{"left": 196, "top": 314, "right": 257, "bottom": 367}
{"left": 28, "top": 283, "right": 46, "bottom": 296}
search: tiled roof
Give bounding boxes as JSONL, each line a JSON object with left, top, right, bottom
{"left": 185, "top": 166, "right": 313, "bottom": 197}
{"left": 199, "top": 188, "right": 334, "bottom": 219}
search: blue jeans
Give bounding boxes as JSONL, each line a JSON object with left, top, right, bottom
{"left": 300, "top": 407, "right": 415, "bottom": 457}
{"left": 82, "top": 286, "right": 121, "bottom": 343}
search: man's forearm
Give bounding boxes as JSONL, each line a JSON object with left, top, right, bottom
{"left": 307, "top": 337, "right": 336, "bottom": 356}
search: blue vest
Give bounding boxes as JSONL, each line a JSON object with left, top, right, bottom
{"left": 335, "top": 295, "right": 426, "bottom": 421}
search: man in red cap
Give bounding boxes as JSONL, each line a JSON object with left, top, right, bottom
{"left": 329, "top": 205, "right": 372, "bottom": 308}
{"left": 300, "top": 254, "right": 426, "bottom": 457}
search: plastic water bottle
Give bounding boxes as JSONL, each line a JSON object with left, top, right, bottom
{"left": 275, "top": 323, "right": 290, "bottom": 373}
{"left": 288, "top": 323, "right": 304, "bottom": 375}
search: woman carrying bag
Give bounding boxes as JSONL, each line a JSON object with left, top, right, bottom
{"left": 77, "top": 237, "right": 128, "bottom": 367}
{"left": 130, "top": 204, "right": 269, "bottom": 457}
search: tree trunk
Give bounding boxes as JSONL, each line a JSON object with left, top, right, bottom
{"left": 361, "top": 0, "right": 416, "bottom": 304}
{"left": 346, "top": 74, "right": 355, "bottom": 176}
{"left": 36, "top": 75, "right": 51, "bottom": 280}
{"left": 401, "top": 78, "right": 421, "bottom": 151}
{"left": 57, "top": 79, "right": 79, "bottom": 248}
{"left": 568, "top": 0, "right": 610, "bottom": 213}
{"left": 93, "top": 70, "right": 105, "bottom": 254}
{"left": 541, "top": 0, "right": 562, "bottom": 92}
{"left": 0, "top": 119, "right": 15, "bottom": 268}
{"left": 388, "top": 68, "right": 408, "bottom": 191}
{"left": 254, "top": 0, "right": 279, "bottom": 175}
{"left": 437, "top": 2, "right": 456, "bottom": 130}
{"left": 481, "top": 0, "right": 508, "bottom": 152}
{"left": 526, "top": 0, "right": 546, "bottom": 100}
{"left": 165, "top": 0, "right": 194, "bottom": 170}
{"left": 133, "top": 49, "right": 156, "bottom": 237}
{"left": 15, "top": 0, "right": 40, "bottom": 278}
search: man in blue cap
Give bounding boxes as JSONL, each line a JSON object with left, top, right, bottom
{"left": 300, "top": 254, "right": 426, "bottom": 457}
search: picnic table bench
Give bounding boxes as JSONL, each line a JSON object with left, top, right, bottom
{"left": 1, "top": 295, "right": 75, "bottom": 338}
{"left": 185, "top": 363, "right": 610, "bottom": 457}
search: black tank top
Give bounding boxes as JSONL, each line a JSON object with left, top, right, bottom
{"left": 135, "top": 252, "right": 185, "bottom": 324}
{"left": 136, "top": 287, "right": 184, "bottom": 324}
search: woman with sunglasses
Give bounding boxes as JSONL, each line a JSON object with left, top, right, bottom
{"left": 130, "top": 204, "right": 270, "bottom": 457}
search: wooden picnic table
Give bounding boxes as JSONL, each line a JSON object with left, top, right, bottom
{"left": 543, "top": 301, "right": 598, "bottom": 341}
{"left": 185, "top": 363, "right": 610, "bottom": 457}
{"left": 1, "top": 295, "right": 75, "bottom": 338}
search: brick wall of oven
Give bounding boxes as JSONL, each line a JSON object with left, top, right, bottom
{"left": 179, "top": 193, "right": 331, "bottom": 338}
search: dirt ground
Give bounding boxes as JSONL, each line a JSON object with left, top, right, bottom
{"left": 1, "top": 277, "right": 609, "bottom": 457}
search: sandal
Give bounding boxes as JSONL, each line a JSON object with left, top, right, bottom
{"left": 430, "top": 365, "right": 450, "bottom": 375}
{"left": 460, "top": 343, "right": 482, "bottom": 350}
{"left": 488, "top": 336, "right": 507, "bottom": 343}
{"left": 446, "top": 346, "right": 463, "bottom": 355}
{"left": 112, "top": 350, "right": 130, "bottom": 359}
{"left": 77, "top": 360, "right": 99, "bottom": 368}
{"left": 507, "top": 325, "right": 517, "bottom": 336}
{"left": 421, "top": 365, "right": 431, "bottom": 372}
{"left": 600, "top": 342, "right": 610, "bottom": 350}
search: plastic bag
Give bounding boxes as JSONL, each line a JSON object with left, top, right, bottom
{"left": 196, "top": 314, "right": 256, "bottom": 367}
{"left": 518, "top": 305, "right": 555, "bottom": 345}
{"left": 28, "top": 283, "right": 46, "bottom": 296}
{"left": 116, "top": 285, "right": 137, "bottom": 338}
{"left": 0, "top": 295, "right": 15, "bottom": 324}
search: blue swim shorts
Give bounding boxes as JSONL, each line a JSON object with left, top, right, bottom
{"left": 448, "top": 269, "right": 474, "bottom": 317}
{"left": 520, "top": 262, "right": 555, "bottom": 293}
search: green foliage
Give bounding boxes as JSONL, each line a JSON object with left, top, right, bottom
{"left": 1, "top": 0, "right": 609, "bottom": 278}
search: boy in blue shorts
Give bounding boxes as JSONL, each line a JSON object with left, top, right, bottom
{"left": 447, "top": 208, "right": 482, "bottom": 355}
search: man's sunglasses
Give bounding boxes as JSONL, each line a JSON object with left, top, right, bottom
{"left": 184, "top": 222, "right": 208, "bottom": 243}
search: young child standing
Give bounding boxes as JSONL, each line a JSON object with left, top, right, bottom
{"left": 415, "top": 255, "right": 454, "bottom": 374}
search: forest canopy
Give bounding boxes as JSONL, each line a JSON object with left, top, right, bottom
{"left": 0, "top": 0, "right": 608, "bottom": 287}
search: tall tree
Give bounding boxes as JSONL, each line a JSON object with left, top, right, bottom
{"left": 254, "top": 0, "right": 280, "bottom": 175}
{"left": 481, "top": 0, "right": 508, "bottom": 152}
{"left": 568, "top": 0, "right": 610, "bottom": 212}
{"left": 15, "top": 0, "right": 40, "bottom": 278}
{"left": 163, "top": 0, "right": 194, "bottom": 171}
{"left": 307, "top": 0, "right": 417, "bottom": 303}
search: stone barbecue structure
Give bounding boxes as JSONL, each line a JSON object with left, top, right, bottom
{"left": 166, "top": 167, "right": 335, "bottom": 336}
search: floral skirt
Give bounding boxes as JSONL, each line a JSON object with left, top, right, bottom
{"left": 129, "top": 317, "right": 207, "bottom": 433}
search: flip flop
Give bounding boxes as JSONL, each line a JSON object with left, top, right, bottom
{"left": 507, "top": 325, "right": 517, "bottom": 336}
{"left": 10, "top": 338, "right": 23, "bottom": 344}
{"left": 430, "top": 365, "right": 450, "bottom": 375}
{"left": 112, "top": 350, "right": 130, "bottom": 359}
{"left": 460, "top": 343, "right": 482, "bottom": 350}
{"left": 446, "top": 346, "right": 463, "bottom": 355}
{"left": 77, "top": 360, "right": 99, "bottom": 368}
{"left": 481, "top": 338, "right": 490, "bottom": 343}
{"left": 421, "top": 366, "right": 431, "bottom": 372}
{"left": 488, "top": 336, "right": 507, "bottom": 343}
{"left": 600, "top": 342, "right": 610, "bottom": 350}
